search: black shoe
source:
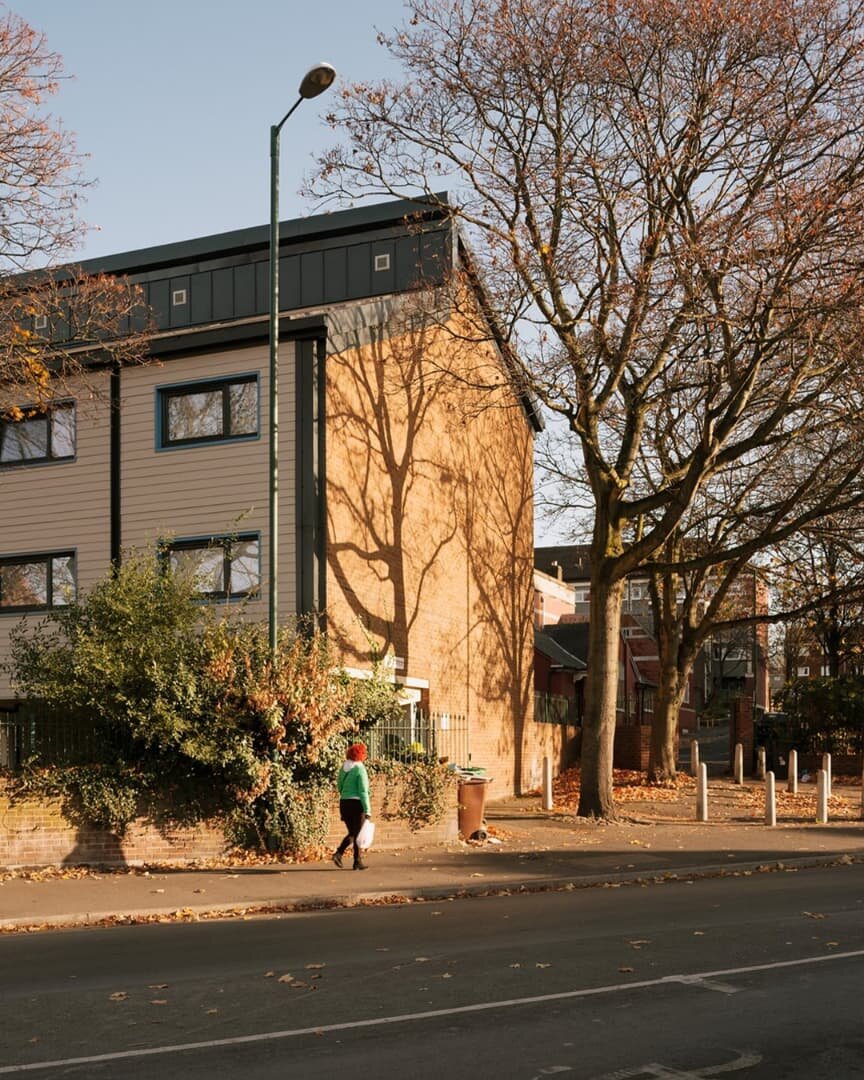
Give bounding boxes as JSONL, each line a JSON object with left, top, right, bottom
{"left": 332, "top": 851, "right": 344, "bottom": 869}
{"left": 353, "top": 859, "right": 368, "bottom": 870}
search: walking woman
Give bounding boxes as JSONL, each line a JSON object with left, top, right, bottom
{"left": 333, "top": 742, "right": 371, "bottom": 870}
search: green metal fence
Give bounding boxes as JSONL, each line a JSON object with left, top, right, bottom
{"left": 534, "top": 692, "right": 581, "bottom": 725}
{"left": 0, "top": 707, "right": 127, "bottom": 770}
{"left": 363, "top": 709, "right": 469, "bottom": 766}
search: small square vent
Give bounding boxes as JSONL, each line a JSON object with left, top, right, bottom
{"left": 374, "top": 253, "right": 391, "bottom": 272}
{"left": 172, "top": 289, "right": 188, "bottom": 306}
{"left": 33, "top": 314, "right": 48, "bottom": 331}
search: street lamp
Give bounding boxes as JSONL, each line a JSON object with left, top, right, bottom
{"left": 269, "top": 62, "right": 337, "bottom": 654}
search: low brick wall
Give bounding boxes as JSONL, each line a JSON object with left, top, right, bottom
{"left": 0, "top": 783, "right": 459, "bottom": 869}
{"left": 613, "top": 724, "right": 679, "bottom": 773}
{"left": 798, "top": 752, "right": 863, "bottom": 777}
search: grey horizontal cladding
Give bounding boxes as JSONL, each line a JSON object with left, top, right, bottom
{"left": 137, "top": 229, "right": 449, "bottom": 333}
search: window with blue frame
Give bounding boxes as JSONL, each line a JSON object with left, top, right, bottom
{"left": 166, "top": 535, "right": 260, "bottom": 600}
{"left": 158, "top": 376, "right": 258, "bottom": 447}
{"left": 0, "top": 402, "right": 75, "bottom": 465}
{"left": 0, "top": 552, "right": 76, "bottom": 612}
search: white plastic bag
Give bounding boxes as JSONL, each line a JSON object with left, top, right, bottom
{"left": 357, "top": 818, "right": 375, "bottom": 851}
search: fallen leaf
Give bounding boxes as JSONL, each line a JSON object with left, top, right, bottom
{"left": 109, "top": 992, "right": 128, "bottom": 1002}
{"left": 826, "top": 941, "right": 840, "bottom": 947}
{"left": 206, "top": 1008, "right": 218, "bottom": 1015}
{"left": 619, "top": 967, "right": 634, "bottom": 973}
{"left": 150, "top": 1000, "right": 168, "bottom": 1006}
{"left": 264, "top": 971, "right": 275, "bottom": 978}
{"left": 147, "top": 984, "right": 168, "bottom": 990}
{"left": 536, "top": 963, "right": 551, "bottom": 969}
{"left": 509, "top": 963, "right": 522, "bottom": 969}
{"left": 414, "top": 957, "right": 430, "bottom": 963}
{"left": 305, "top": 963, "right": 325, "bottom": 970}
{"left": 693, "top": 931, "right": 705, "bottom": 936}
{"left": 277, "top": 974, "right": 294, "bottom": 983}
{"left": 802, "top": 911, "right": 826, "bottom": 919}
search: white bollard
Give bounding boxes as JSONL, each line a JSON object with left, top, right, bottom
{"left": 765, "top": 771, "right": 776, "bottom": 827}
{"left": 757, "top": 746, "right": 766, "bottom": 781}
{"left": 822, "top": 752, "right": 832, "bottom": 799}
{"left": 696, "top": 762, "right": 708, "bottom": 822}
{"left": 734, "top": 742, "right": 744, "bottom": 785}
{"left": 787, "top": 749, "right": 798, "bottom": 794}
{"left": 816, "top": 769, "right": 829, "bottom": 824}
{"left": 690, "top": 739, "right": 700, "bottom": 776}
{"left": 542, "top": 756, "right": 553, "bottom": 811}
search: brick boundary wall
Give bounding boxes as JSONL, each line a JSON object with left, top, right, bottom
{"left": 0, "top": 784, "right": 459, "bottom": 869}
{"left": 613, "top": 724, "right": 649, "bottom": 771}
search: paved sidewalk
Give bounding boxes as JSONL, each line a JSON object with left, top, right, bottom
{"left": 2, "top": 788, "right": 863, "bottom": 933}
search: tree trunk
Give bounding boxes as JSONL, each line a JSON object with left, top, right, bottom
{"left": 578, "top": 574, "right": 624, "bottom": 819}
{"left": 648, "top": 669, "right": 684, "bottom": 782}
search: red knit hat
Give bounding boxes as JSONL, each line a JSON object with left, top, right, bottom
{"left": 347, "top": 743, "right": 367, "bottom": 761}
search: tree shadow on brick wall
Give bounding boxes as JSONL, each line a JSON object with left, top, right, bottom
{"left": 460, "top": 408, "right": 535, "bottom": 793}
{"left": 326, "top": 313, "right": 458, "bottom": 673}
{"left": 62, "top": 826, "right": 126, "bottom": 868}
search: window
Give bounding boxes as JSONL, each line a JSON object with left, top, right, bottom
{"left": 159, "top": 376, "right": 258, "bottom": 447}
{"left": 0, "top": 552, "right": 75, "bottom": 612}
{"left": 797, "top": 665, "right": 810, "bottom": 677}
{"left": 821, "top": 664, "right": 831, "bottom": 677}
{"left": 0, "top": 402, "right": 75, "bottom": 465}
{"left": 575, "top": 588, "right": 590, "bottom": 604}
{"left": 167, "top": 535, "right": 260, "bottom": 600}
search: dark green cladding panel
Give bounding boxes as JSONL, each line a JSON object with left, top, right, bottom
{"left": 255, "top": 260, "right": 269, "bottom": 313}
{"left": 149, "top": 279, "right": 170, "bottom": 330}
{"left": 190, "top": 272, "right": 212, "bottom": 324}
{"left": 324, "top": 247, "right": 347, "bottom": 303}
{"left": 395, "top": 235, "right": 421, "bottom": 291}
{"left": 234, "top": 263, "right": 255, "bottom": 317}
{"left": 421, "top": 230, "right": 448, "bottom": 280}
{"left": 113, "top": 221, "right": 450, "bottom": 335}
{"left": 370, "top": 240, "right": 396, "bottom": 295}
{"left": 212, "top": 268, "right": 233, "bottom": 320}
{"left": 346, "top": 243, "right": 371, "bottom": 299}
{"left": 280, "top": 255, "right": 300, "bottom": 310}
{"left": 301, "top": 251, "right": 323, "bottom": 307}
{"left": 169, "top": 276, "right": 190, "bottom": 328}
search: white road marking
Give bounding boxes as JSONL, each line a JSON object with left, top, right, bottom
{"left": 0, "top": 951, "right": 861, "bottom": 1074}
{"left": 589, "top": 1051, "right": 763, "bottom": 1079}
{"left": 664, "top": 975, "right": 740, "bottom": 995}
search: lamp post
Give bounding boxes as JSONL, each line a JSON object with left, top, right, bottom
{"left": 269, "top": 62, "right": 336, "bottom": 655}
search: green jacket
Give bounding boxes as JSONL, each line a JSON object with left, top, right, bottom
{"left": 338, "top": 761, "right": 371, "bottom": 815}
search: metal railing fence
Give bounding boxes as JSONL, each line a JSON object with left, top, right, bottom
{"left": 534, "top": 692, "right": 581, "bottom": 726}
{"left": 363, "top": 709, "right": 469, "bottom": 766}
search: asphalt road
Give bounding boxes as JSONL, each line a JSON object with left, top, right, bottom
{"left": 1, "top": 864, "right": 864, "bottom": 1078}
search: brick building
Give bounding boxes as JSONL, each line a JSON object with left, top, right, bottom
{"left": 0, "top": 196, "right": 559, "bottom": 797}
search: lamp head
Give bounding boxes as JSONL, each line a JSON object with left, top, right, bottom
{"left": 299, "top": 63, "right": 337, "bottom": 99}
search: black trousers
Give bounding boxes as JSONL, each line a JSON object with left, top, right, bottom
{"left": 337, "top": 799, "right": 366, "bottom": 863}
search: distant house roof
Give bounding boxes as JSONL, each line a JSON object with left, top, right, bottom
{"left": 534, "top": 629, "right": 587, "bottom": 671}
{"left": 542, "top": 622, "right": 590, "bottom": 666}
{"left": 535, "top": 545, "right": 592, "bottom": 582}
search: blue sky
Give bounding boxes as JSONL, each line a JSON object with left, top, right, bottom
{"left": 13, "top": 0, "right": 407, "bottom": 260}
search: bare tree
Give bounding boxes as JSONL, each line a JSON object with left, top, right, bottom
{"left": 0, "top": 10, "right": 146, "bottom": 411}
{"left": 774, "top": 520, "right": 864, "bottom": 679}
{"left": 313, "top": 0, "right": 864, "bottom": 817}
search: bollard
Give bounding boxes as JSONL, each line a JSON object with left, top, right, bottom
{"left": 542, "top": 755, "right": 553, "bottom": 811}
{"left": 734, "top": 742, "right": 744, "bottom": 785}
{"left": 822, "top": 752, "right": 832, "bottom": 799}
{"left": 757, "top": 746, "right": 766, "bottom": 781}
{"left": 765, "top": 771, "right": 776, "bottom": 827}
{"left": 690, "top": 739, "right": 700, "bottom": 776}
{"left": 696, "top": 762, "right": 708, "bottom": 822}
{"left": 816, "top": 769, "right": 829, "bottom": 824}
{"left": 787, "top": 749, "right": 798, "bottom": 794}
